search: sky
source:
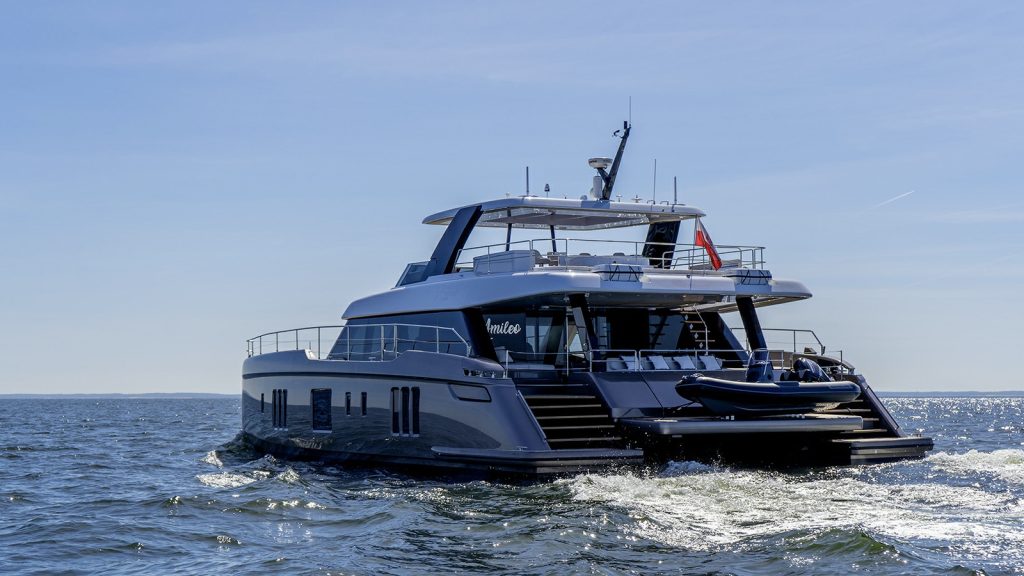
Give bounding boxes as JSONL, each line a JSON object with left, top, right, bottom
{"left": 1, "top": 1, "right": 1022, "bottom": 393}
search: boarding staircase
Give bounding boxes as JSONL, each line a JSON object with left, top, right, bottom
{"left": 519, "top": 383, "right": 623, "bottom": 450}
{"left": 817, "top": 383, "right": 934, "bottom": 463}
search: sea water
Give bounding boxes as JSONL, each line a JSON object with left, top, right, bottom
{"left": 1, "top": 397, "right": 1022, "bottom": 575}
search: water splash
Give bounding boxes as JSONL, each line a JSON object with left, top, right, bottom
{"left": 928, "top": 449, "right": 1024, "bottom": 484}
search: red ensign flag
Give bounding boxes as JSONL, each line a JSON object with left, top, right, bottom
{"left": 695, "top": 219, "right": 722, "bottom": 270}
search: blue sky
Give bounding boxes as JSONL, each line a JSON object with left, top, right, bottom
{"left": 2, "top": 1, "right": 1022, "bottom": 393}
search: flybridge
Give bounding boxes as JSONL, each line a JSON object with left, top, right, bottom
{"left": 408, "top": 122, "right": 727, "bottom": 285}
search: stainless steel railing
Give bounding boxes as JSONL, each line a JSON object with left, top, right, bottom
{"left": 730, "top": 326, "right": 849, "bottom": 371}
{"left": 246, "top": 323, "right": 472, "bottom": 360}
{"left": 456, "top": 238, "right": 765, "bottom": 272}
{"left": 496, "top": 348, "right": 745, "bottom": 376}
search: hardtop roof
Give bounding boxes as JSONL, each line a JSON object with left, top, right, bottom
{"left": 423, "top": 196, "right": 705, "bottom": 231}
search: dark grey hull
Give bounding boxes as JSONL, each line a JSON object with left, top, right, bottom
{"left": 241, "top": 350, "right": 932, "bottom": 476}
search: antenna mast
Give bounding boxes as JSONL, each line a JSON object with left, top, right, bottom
{"left": 652, "top": 158, "right": 657, "bottom": 202}
{"left": 599, "top": 121, "right": 631, "bottom": 200}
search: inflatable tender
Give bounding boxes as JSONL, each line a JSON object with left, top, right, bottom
{"left": 676, "top": 355, "right": 862, "bottom": 417}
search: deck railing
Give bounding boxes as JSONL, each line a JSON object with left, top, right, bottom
{"left": 457, "top": 238, "right": 765, "bottom": 272}
{"left": 246, "top": 323, "right": 472, "bottom": 360}
{"left": 730, "top": 326, "right": 849, "bottom": 370}
{"left": 496, "top": 348, "right": 745, "bottom": 376}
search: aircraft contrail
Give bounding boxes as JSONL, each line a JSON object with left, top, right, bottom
{"left": 870, "top": 190, "right": 914, "bottom": 210}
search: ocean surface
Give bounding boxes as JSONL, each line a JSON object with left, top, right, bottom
{"left": 1, "top": 397, "right": 1022, "bottom": 575}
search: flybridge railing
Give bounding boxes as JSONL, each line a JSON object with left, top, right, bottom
{"left": 730, "top": 326, "right": 847, "bottom": 368}
{"left": 246, "top": 323, "right": 472, "bottom": 360}
{"left": 456, "top": 238, "right": 765, "bottom": 272}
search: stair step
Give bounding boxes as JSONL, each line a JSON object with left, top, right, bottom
{"left": 544, "top": 420, "right": 614, "bottom": 428}
{"left": 524, "top": 394, "right": 599, "bottom": 402}
{"left": 527, "top": 403, "right": 604, "bottom": 411}
{"left": 548, "top": 437, "right": 623, "bottom": 446}
{"left": 535, "top": 414, "right": 611, "bottom": 422}
{"left": 840, "top": 429, "right": 892, "bottom": 436}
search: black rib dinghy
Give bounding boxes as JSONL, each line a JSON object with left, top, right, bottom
{"left": 676, "top": 355, "right": 862, "bottom": 417}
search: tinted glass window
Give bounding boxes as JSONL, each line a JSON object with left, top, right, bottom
{"left": 329, "top": 311, "right": 471, "bottom": 359}
{"left": 311, "top": 389, "right": 332, "bottom": 431}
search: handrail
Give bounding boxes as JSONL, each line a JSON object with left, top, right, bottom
{"left": 498, "top": 347, "right": 743, "bottom": 373}
{"left": 761, "top": 328, "right": 826, "bottom": 355}
{"left": 729, "top": 326, "right": 847, "bottom": 369}
{"left": 246, "top": 323, "right": 472, "bottom": 360}
{"left": 456, "top": 237, "right": 766, "bottom": 272}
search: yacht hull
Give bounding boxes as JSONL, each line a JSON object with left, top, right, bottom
{"left": 242, "top": 351, "right": 931, "bottom": 476}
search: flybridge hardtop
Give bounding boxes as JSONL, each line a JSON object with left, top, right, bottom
{"left": 422, "top": 196, "right": 706, "bottom": 230}
{"left": 240, "top": 122, "right": 933, "bottom": 476}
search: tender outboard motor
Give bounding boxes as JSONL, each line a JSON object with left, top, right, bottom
{"left": 793, "top": 358, "right": 832, "bottom": 382}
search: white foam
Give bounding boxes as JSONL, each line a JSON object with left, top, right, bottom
{"left": 563, "top": 459, "right": 1024, "bottom": 558}
{"left": 927, "top": 449, "right": 1024, "bottom": 484}
{"left": 200, "top": 450, "right": 223, "bottom": 468}
{"left": 196, "top": 472, "right": 258, "bottom": 489}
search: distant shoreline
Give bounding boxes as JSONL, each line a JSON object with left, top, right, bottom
{"left": 1, "top": 391, "right": 1023, "bottom": 399}
{"left": 0, "top": 393, "right": 236, "bottom": 399}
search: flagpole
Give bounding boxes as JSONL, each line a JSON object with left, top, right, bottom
{"left": 693, "top": 217, "right": 699, "bottom": 267}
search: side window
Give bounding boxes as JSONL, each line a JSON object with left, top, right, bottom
{"left": 271, "top": 389, "right": 288, "bottom": 429}
{"left": 390, "top": 387, "right": 420, "bottom": 437}
{"left": 310, "top": 389, "right": 332, "bottom": 432}
{"left": 333, "top": 312, "right": 471, "bottom": 359}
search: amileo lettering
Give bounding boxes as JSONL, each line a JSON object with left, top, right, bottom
{"left": 485, "top": 318, "right": 522, "bottom": 335}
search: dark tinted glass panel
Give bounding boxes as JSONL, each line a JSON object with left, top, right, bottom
{"left": 401, "top": 387, "right": 410, "bottom": 435}
{"left": 412, "top": 387, "right": 420, "bottom": 435}
{"left": 390, "top": 388, "right": 400, "bottom": 434}
{"left": 311, "top": 389, "right": 332, "bottom": 431}
{"left": 329, "top": 312, "right": 471, "bottom": 358}
{"left": 591, "top": 308, "right": 688, "bottom": 351}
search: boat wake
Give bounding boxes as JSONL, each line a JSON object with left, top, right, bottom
{"left": 561, "top": 453, "right": 1024, "bottom": 571}
{"left": 927, "top": 448, "right": 1024, "bottom": 484}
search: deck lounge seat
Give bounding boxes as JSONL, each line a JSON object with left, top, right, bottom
{"left": 698, "top": 355, "right": 722, "bottom": 370}
{"left": 673, "top": 356, "right": 699, "bottom": 370}
{"left": 649, "top": 355, "right": 672, "bottom": 370}
{"left": 606, "top": 359, "right": 628, "bottom": 371}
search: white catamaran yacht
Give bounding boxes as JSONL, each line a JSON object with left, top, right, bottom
{"left": 242, "top": 124, "right": 932, "bottom": 476}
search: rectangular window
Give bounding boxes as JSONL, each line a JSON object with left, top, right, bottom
{"left": 328, "top": 312, "right": 471, "bottom": 359}
{"left": 412, "top": 387, "right": 421, "bottom": 436}
{"left": 272, "top": 389, "right": 281, "bottom": 428}
{"left": 345, "top": 391, "right": 351, "bottom": 416}
{"left": 390, "top": 388, "right": 400, "bottom": 435}
{"left": 401, "top": 387, "right": 410, "bottom": 435}
{"left": 260, "top": 393, "right": 265, "bottom": 413}
{"left": 361, "top": 392, "right": 367, "bottom": 416}
{"left": 275, "top": 389, "right": 287, "bottom": 429}
{"left": 310, "top": 389, "right": 332, "bottom": 432}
